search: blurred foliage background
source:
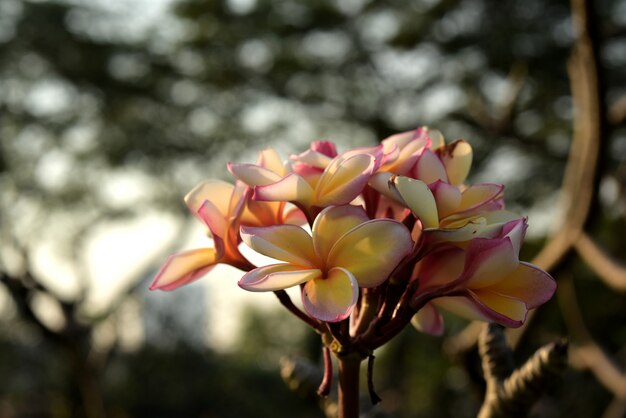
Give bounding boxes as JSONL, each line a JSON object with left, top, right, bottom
{"left": 0, "top": 0, "right": 625, "bottom": 417}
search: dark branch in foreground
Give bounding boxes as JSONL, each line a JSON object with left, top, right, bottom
{"left": 477, "top": 324, "right": 568, "bottom": 418}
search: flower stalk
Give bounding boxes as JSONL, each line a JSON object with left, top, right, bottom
{"left": 337, "top": 355, "right": 362, "bottom": 418}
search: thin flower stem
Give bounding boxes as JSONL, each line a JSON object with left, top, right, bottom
{"left": 366, "top": 285, "right": 462, "bottom": 349}
{"left": 376, "top": 280, "right": 406, "bottom": 326}
{"left": 351, "top": 287, "right": 379, "bottom": 337}
{"left": 337, "top": 355, "right": 362, "bottom": 418}
{"left": 317, "top": 346, "right": 333, "bottom": 397}
{"left": 367, "top": 354, "right": 381, "bottom": 405}
{"left": 273, "top": 290, "right": 323, "bottom": 332}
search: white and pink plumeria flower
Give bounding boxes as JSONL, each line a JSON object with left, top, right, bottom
{"left": 411, "top": 218, "right": 555, "bottom": 333}
{"left": 238, "top": 205, "right": 412, "bottom": 322}
{"left": 151, "top": 126, "right": 556, "bottom": 341}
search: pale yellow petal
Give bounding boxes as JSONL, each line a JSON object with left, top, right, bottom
{"left": 253, "top": 173, "right": 315, "bottom": 208}
{"left": 257, "top": 148, "right": 288, "bottom": 176}
{"left": 489, "top": 262, "right": 556, "bottom": 308}
{"left": 240, "top": 225, "right": 317, "bottom": 267}
{"left": 471, "top": 289, "right": 527, "bottom": 323}
{"left": 392, "top": 176, "right": 439, "bottom": 228}
{"left": 431, "top": 181, "right": 462, "bottom": 218}
{"left": 457, "top": 183, "right": 504, "bottom": 212}
{"left": 368, "top": 172, "right": 399, "bottom": 201}
{"left": 436, "top": 290, "right": 526, "bottom": 327}
{"left": 312, "top": 205, "right": 369, "bottom": 262}
{"left": 328, "top": 219, "right": 412, "bottom": 287}
{"left": 463, "top": 238, "right": 519, "bottom": 289}
{"left": 434, "top": 295, "right": 492, "bottom": 322}
{"left": 441, "top": 140, "right": 472, "bottom": 186}
{"left": 414, "top": 149, "right": 448, "bottom": 184}
{"left": 239, "top": 264, "right": 321, "bottom": 292}
{"left": 228, "top": 163, "right": 283, "bottom": 187}
{"left": 426, "top": 128, "right": 445, "bottom": 149}
{"left": 302, "top": 267, "right": 358, "bottom": 322}
{"left": 315, "top": 154, "right": 375, "bottom": 206}
{"left": 150, "top": 248, "right": 219, "bottom": 291}
{"left": 184, "top": 180, "right": 234, "bottom": 218}
{"left": 411, "top": 303, "right": 444, "bottom": 336}
{"left": 426, "top": 218, "right": 487, "bottom": 243}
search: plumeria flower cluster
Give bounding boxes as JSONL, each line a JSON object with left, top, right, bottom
{"left": 150, "top": 126, "right": 555, "bottom": 358}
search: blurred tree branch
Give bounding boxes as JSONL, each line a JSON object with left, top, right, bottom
{"left": 465, "top": 62, "right": 528, "bottom": 136}
{"left": 574, "top": 233, "right": 626, "bottom": 292}
{"left": 558, "top": 275, "right": 626, "bottom": 412}
{"left": 0, "top": 217, "right": 193, "bottom": 417}
{"left": 608, "top": 94, "right": 626, "bottom": 126}
{"left": 447, "top": 0, "right": 610, "bottom": 354}
{"left": 531, "top": 0, "right": 605, "bottom": 273}
{"left": 0, "top": 268, "right": 105, "bottom": 418}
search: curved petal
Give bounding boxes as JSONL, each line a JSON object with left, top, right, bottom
{"left": 457, "top": 183, "right": 504, "bottom": 213}
{"left": 434, "top": 212, "right": 523, "bottom": 245}
{"left": 470, "top": 289, "right": 527, "bottom": 326}
{"left": 426, "top": 218, "right": 487, "bottom": 243}
{"left": 378, "top": 143, "right": 401, "bottom": 169}
{"left": 392, "top": 176, "right": 439, "bottom": 229}
{"left": 489, "top": 262, "right": 556, "bottom": 308}
{"left": 430, "top": 180, "right": 462, "bottom": 218}
{"left": 416, "top": 245, "right": 465, "bottom": 289}
{"left": 239, "top": 264, "right": 320, "bottom": 291}
{"left": 442, "top": 210, "right": 522, "bottom": 232}
{"left": 440, "top": 209, "right": 522, "bottom": 233}
{"left": 434, "top": 292, "right": 526, "bottom": 327}
{"left": 381, "top": 130, "right": 429, "bottom": 174}
{"left": 426, "top": 128, "right": 445, "bottom": 149}
{"left": 257, "top": 148, "right": 288, "bottom": 176}
{"left": 384, "top": 144, "right": 423, "bottom": 174}
{"left": 240, "top": 225, "right": 317, "bottom": 267}
{"left": 228, "top": 181, "right": 249, "bottom": 217}
{"left": 462, "top": 237, "right": 519, "bottom": 289}
{"left": 241, "top": 200, "right": 282, "bottom": 227}
{"left": 290, "top": 149, "right": 333, "bottom": 169}
{"left": 502, "top": 218, "right": 528, "bottom": 256}
{"left": 368, "top": 172, "right": 398, "bottom": 201}
{"left": 150, "top": 248, "right": 219, "bottom": 291}
{"left": 382, "top": 129, "right": 418, "bottom": 150}
{"left": 291, "top": 164, "right": 324, "bottom": 185}
{"left": 470, "top": 218, "right": 520, "bottom": 239}
{"left": 440, "top": 140, "right": 472, "bottom": 186}
{"left": 198, "top": 199, "right": 228, "bottom": 239}
{"left": 228, "top": 163, "right": 283, "bottom": 187}
{"left": 315, "top": 154, "right": 375, "bottom": 206}
{"left": 253, "top": 173, "right": 315, "bottom": 207}
{"left": 339, "top": 145, "right": 388, "bottom": 171}
{"left": 282, "top": 206, "right": 308, "bottom": 226}
{"left": 328, "top": 219, "right": 412, "bottom": 287}
{"left": 414, "top": 149, "right": 448, "bottom": 185}
{"left": 302, "top": 267, "right": 358, "bottom": 322}
{"left": 411, "top": 303, "right": 444, "bottom": 336}
{"left": 312, "top": 205, "right": 369, "bottom": 262}
{"left": 184, "top": 180, "right": 234, "bottom": 218}
{"left": 311, "top": 140, "right": 338, "bottom": 158}
{"left": 434, "top": 295, "right": 493, "bottom": 322}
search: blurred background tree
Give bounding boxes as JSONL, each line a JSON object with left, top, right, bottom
{"left": 0, "top": 0, "right": 625, "bottom": 417}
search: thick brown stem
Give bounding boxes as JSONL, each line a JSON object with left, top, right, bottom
{"left": 337, "top": 356, "right": 362, "bottom": 418}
